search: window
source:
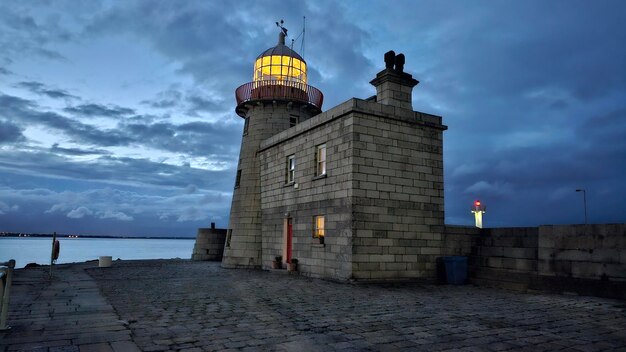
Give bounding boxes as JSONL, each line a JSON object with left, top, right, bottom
{"left": 313, "top": 216, "right": 325, "bottom": 239}
{"left": 243, "top": 117, "right": 249, "bottom": 135}
{"left": 226, "top": 229, "right": 232, "bottom": 247}
{"left": 253, "top": 55, "right": 307, "bottom": 84}
{"left": 289, "top": 115, "right": 298, "bottom": 127}
{"left": 235, "top": 170, "right": 242, "bottom": 188}
{"left": 286, "top": 155, "right": 295, "bottom": 184}
{"left": 316, "top": 144, "right": 326, "bottom": 176}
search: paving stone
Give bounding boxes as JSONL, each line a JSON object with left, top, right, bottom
{"left": 2, "top": 260, "right": 626, "bottom": 351}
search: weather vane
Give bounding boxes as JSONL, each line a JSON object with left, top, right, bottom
{"left": 276, "top": 19, "right": 288, "bottom": 37}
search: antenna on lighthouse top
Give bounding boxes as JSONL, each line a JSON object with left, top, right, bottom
{"left": 301, "top": 16, "right": 306, "bottom": 58}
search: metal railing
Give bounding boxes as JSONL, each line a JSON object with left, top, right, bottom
{"left": 0, "top": 259, "right": 15, "bottom": 331}
{"left": 235, "top": 80, "right": 324, "bottom": 110}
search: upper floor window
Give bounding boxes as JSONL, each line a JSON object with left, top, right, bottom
{"left": 289, "top": 115, "right": 298, "bottom": 127}
{"left": 316, "top": 144, "right": 326, "bottom": 176}
{"left": 286, "top": 155, "right": 295, "bottom": 184}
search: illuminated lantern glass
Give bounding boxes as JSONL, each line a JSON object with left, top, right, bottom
{"left": 253, "top": 43, "right": 307, "bottom": 85}
{"left": 475, "top": 200, "right": 481, "bottom": 206}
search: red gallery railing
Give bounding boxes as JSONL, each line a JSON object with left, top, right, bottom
{"left": 235, "top": 80, "right": 324, "bottom": 110}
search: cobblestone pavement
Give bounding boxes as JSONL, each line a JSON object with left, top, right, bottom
{"left": 0, "top": 262, "right": 140, "bottom": 352}
{"left": 2, "top": 260, "right": 626, "bottom": 351}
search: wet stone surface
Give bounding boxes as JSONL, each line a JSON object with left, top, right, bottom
{"left": 2, "top": 259, "right": 626, "bottom": 351}
{"left": 89, "top": 260, "right": 626, "bottom": 351}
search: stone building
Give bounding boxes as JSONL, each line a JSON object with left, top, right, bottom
{"left": 219, "top": 28, "right": 448, "bottom": 282}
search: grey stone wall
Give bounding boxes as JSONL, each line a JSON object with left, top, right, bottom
{"left": 350, "top": 100, "right": 446, "bottom": 281}
{"left": 538, "top": 224, "right": 626, "bottom": 281}
{"left": 223, "top": 101, "right": 316, "bottom": 269}
{"left": 192, "top": 226, "right": 227, "bottom": 261}
{"left": 457, "top": 224, "right": 626, "bottom": 298}
{"left": 442, "top": 225, "right": 480, "bottom": 256}
{"left": 469, "top": 227, "right": 539, "bottom": 291}
{"left": 259, "top": 98, "right": 447, "bottom": 282}
{"left": 259, "top": 101, "right": 355, "bottom": 281}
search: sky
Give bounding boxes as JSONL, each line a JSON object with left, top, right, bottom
{"left": 0, "top": 1, "right": 625, "bottom": 237}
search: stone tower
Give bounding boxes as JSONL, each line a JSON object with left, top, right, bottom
{"left": 222, "top": 29, "right": 324, "bottom": 268}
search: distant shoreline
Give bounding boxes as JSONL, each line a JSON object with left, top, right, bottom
{"left": 0, "top": 233, "right": 195, "bottom": 240}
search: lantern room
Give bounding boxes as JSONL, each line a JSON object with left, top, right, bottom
{"left": 253, "top": 32, "right": 307, "bottom": 84}
{"left": 235, "top": 28, "right": 323, "bottom": 117}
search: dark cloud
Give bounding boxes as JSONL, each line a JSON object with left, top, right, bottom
{"left": 15, "top": 81, "right": 78, "bottom": 100}
{"left": 50, "top": 143, "right": 111, "bottom": 156}
{"left": 0, "top": 3, "right": 76, "bottom": 62}
{"left": 0, "top": 93, "right": 132, "bottom": 147}
{"left": 186, "top": 95, "right": 225, "bottom": 115}
{"left": 0, "top": 67, "right": 11, "bottom": 75}
{"left": 141, "top": 88, "right": 183, "bottom": 109}
{"left": 0, "top": 93, "right": 241, "bottom": 158}
{"left": 0, "top": 120, "right": 26, "bottom": 144}
{"left": 64, "top": 103, "right": 135, "bottom": 118}
{"left": 1, "top": 1, "right": 625, "bottom": 235}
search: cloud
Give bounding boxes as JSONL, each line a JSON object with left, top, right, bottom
{"left": 0, "top": 120, "right": 26, "bottom": 144}
{"left": 0, "top": 67, "right": 11, "bottom": 75}
{"left": 64, "top": 103, "right": 135, "bottom": 119}
{"left": 185, "top": 184, "right": 197, "bottom": 194}
{"left": 0, "top": 201, "right": 18, "bottom": 214}
{"left": 99, "top": 210, "right": 133, "bottom": 221}
{"left": 0, "top": 93, "right": 241, "bottom": 159}
{"left": 67, "top": 206, "right": 93, "bottom": 219}
{"left": 50, "top": 144, "right": 111, "bottom": 156}
{"left": 465, "top": 181, "right": 513, "bottom": 197}
{"left": 15, "top": 81, "right": 78, "bottom": 100}
{"left": 141, "top": 88, "right": 183, "bottom": 109}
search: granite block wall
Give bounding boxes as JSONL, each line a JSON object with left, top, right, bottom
{"left": 469, "top": 227, "right": 539, "bottom": 290}
{"left": 538, "top": 224, "right": 626, "bottom": 282}
{"left": 258, "top": 101, "right": 355, "bottom": 280}
{"left": 349, "top": 100, "right": 447, "bottom": 281}
{"left": 258, "top": 98, "right": 447, "bottom": 282}
{"left": 192, "top": 225, "right": 227, "bottom": 261}
{"left": 457, "top": 224, "right": 626, "bottom": 298}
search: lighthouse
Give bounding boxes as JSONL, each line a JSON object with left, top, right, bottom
{"left": 471, "top": 200, "right": 486, "bottom": 228}
{"left": 222, "top": 24, "right": 324, "bottom": 268}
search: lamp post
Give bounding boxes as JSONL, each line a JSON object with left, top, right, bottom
{"left": 575, "top": 189, "right": 587, "bottom": 224}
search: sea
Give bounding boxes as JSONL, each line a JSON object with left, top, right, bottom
{"left": 0, "top": 237, "right": 196, "bottom": 268}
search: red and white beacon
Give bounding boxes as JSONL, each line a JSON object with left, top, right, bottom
{"left": 471, "top": 200, "right": 486, "bottom": 228}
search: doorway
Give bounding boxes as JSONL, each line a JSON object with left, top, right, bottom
{"left": 284, "top": 218, "right": 293, "bottom": 263}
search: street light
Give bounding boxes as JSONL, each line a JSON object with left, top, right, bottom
{"left": 575, "top": 189, "right": 587, "bottom": 224}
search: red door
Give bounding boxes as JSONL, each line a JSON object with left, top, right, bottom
{"left": 286, "top": 218, "right": 293, "bottom": 263}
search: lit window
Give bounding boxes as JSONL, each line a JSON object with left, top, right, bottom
{"left": 253, "top": 55, "right": 307, "bottom": 84}
{"left": 243, "top": 117, "right": 249, "bottom": 135}
{"left": 316, "top": 144, "right": 326, "bottom": 176}
{"left": 313, "top": 216, "right": 325, "bottom": 239}
{"left": 286, "top": 155, "right": 295, "bottom": 184}
{"left": 235, "top": 170, "right": 242, "bottom": 188}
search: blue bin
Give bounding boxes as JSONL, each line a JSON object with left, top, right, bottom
{"left": 442, "top": 256, "right": 468, "bottom": 285}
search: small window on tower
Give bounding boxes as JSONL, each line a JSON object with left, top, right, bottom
{"left": 226, "top": 229, "right": 232, "bottom": 247}
{"left": 289, "top": 115, "right": 298, "bottom": 127}
{"left": 235, "top": 170, "right": 242, "bottom": 188}
{"left": 286, "top": 155, "right": 295, "bottom": 184}
{"left": 243, "top": 117, "right": 249, "bottom": 136}
{"left": 316, "top": 144, "right": 326, "bottom": 176}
